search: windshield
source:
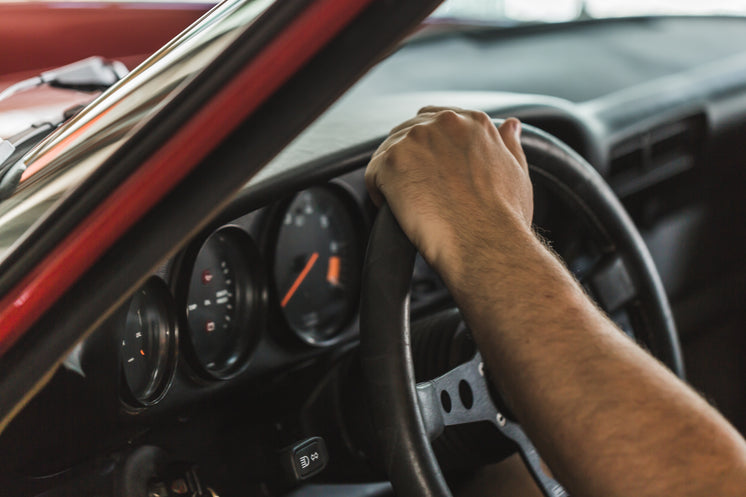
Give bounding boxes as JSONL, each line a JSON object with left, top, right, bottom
{"left": 432, "top": 0, "right": 746, "bottom": 23}
{"left": 0, "top": 0, "right": 272, "bottom": 263}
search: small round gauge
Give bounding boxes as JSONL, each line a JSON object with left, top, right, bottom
{"left": 273, "top": 187, "right": 363, "bottom": 345}
{"left": 184, "top": 228, "right": 263, "bottom": 379}
{"left": 120, "top": 277, "right": 177, "bottom": 407}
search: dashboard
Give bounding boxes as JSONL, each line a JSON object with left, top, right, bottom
{"left": 116, "top": 172, "right": 455, "bottom": 412}
{"left": 0, "top": 165, "right": 458, "bottom": 484}
{"left": 118, "top": 176, "right": 377, "bottom": 410}
{"left": 109, "top": 168, "right": 451, "bottom": 411}
{"left": 2, "top": 14, "right": 746, "bottom": 497}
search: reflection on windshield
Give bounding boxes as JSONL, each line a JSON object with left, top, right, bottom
{"left": 432, "top": 0, "right": 746, "bottom": 23}
{"left": 0, "top": 0, "right": 272, "bottom": 264}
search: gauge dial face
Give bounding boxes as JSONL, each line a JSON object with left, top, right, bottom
{"left": 273, "top": 187, "right": 362, "bottom": 344}
{"left": 185, "top": 229, "right": 259, "bottom": 378}
{"left": 120, "top": 278, "right": 175, "bottom": 406}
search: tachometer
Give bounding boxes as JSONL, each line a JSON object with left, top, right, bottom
{"left": 183, "top": 228, "right": 264, "bottom": 379}
{"left": 120, "top": 277, "right": 177, "bottom": 407}
{"left": 272, "top": 187, "right": 363, "bottom": 345}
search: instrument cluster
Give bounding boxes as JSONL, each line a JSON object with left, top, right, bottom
{"left": 117, "top": 182, "right": 379, "bottom": 409}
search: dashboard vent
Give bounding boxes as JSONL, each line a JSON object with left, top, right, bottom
{"left": 608, "top": 115, "right": 704, "bottom": 197}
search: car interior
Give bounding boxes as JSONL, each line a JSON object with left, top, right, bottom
{"left": 0, "top": 2, "right": 745, "bottom": 496}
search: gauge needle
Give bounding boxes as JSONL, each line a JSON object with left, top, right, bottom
{"left": 281, "top": 252, "right": 319, "bottom": 307}
{"left": 327, "top": 255, "right": 341, "bottom": 286}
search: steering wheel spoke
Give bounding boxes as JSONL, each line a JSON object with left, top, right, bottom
{"left": 493, "top": 417, "right": 569, "bottom": 497}
{"left": 416, "top": 350, "right": 570, "bottom": 497}
{"left": 360, "top": 121, "right": 683, "bottom": 497}
{"left": 416, "top": 352, "right": 496, "bottom": 440}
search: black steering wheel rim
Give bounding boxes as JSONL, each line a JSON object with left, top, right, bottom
{"left": 359, "top": 121, "right": 683, "bottom": 497}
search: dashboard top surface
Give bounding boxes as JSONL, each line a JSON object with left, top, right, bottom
{"left": 250, "top": 16, "right": 746, "bottom": 191}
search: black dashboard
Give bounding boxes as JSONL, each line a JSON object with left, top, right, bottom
{"left": 4, "top": 14, "right": 746, "bottom": 496}
{"left": 113, "top": 169, "right": 450, "bottom": 414}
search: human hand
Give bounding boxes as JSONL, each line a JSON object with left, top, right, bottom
{"left": 364, "top": 107, "right": 533, "bottom": 291}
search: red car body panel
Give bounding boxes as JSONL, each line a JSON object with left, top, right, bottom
{"left": 0, "top": 2, "right": 210, "bottom": 76}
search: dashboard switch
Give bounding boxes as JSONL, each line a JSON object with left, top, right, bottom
{"left": 280, "top": 436, "right": 328, "bottom": 481}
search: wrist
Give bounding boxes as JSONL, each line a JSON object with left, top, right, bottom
{"left": 442, "top": 223, "right": 587, "bottom": 334}
{"left": 439, "top": 218, "right": 544, "bottom": 299}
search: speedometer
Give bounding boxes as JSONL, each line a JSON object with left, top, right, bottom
{"left": 272, "top": 187, "right": 363, "bottom": 345}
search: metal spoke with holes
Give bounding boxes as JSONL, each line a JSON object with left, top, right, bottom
{"left": 416, "top": 351, "right": 569, "bottom": 497}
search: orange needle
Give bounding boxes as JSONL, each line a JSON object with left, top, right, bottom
{"left": 281, "top": 252, "right": 319, "bottom": 307}
{"left": 327, "top": 256, "right": 341, "bottom": 286}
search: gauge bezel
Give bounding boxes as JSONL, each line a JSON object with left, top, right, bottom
{"left": 174, "top": 226, "right": 266, "bottom": 381}
{"left": 265, "top": 183, "right": 367, "bottom": 347}
{"left": 119, "top": 276, "right": 178, "bottom": 408}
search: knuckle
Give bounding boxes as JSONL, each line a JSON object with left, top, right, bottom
{"left": 434, "top": 110, "right": 468, "bottom": 135}
{"left": 382, "top": 146, "right": 404, "bottom": 172}
{"left": 405, "top": 123, "right": 426, "bottom": 140}
{"left": 434, "top": 109, "right": 462, "bottom": 126}
{"left": 470, "top": 110, "right": 493, "bottom": 126}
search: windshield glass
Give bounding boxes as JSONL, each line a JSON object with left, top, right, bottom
{"left": 0, "top": 0, "right": 272, "bottom": 263}
{"left": 432, "top": 0, "right": 746, "bottom": 23}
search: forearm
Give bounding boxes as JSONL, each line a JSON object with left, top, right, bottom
{"left": 447, "top": 226, "right": 746, "bottom": 497}
{"left": 364, "top": 109, "right": 746, "bottom": 495}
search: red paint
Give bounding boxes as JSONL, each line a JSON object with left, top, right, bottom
{"left": 0, "top": 0, "right": 375, "bottom": 354}
{"left": 0, "top": 2, "right": 209, "bottom": 76}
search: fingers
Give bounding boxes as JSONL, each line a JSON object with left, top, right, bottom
{"left": 498, "top": 118, "right": 528, "bottom": 172}
{"left": 366, "top": 109, "right": 529, "bottom": 210}
{"left": 368, "top": 108, "right": 462, "bottom": 206}
{"left": 416, "top": 109, "right": 528, "bottom": 172}
{"left": 371, "top": 126, "right": 408, "bottom": 160}
{"left": 375, "top": 111, "right": 445, "bottom": 159}
{"left": 418, "top": 105, "right": 467, "bottom": 115}
{"left": 374, "top": 107, "right": 469, "bottom": 160}
{"left": 365, "top": 151, "right": 387, "bottom": 207}
{"left": 390, "top": 105, "right": 475, "bottom": 136}
{"left": 389, "top": 113, "right": 435, "bottom": 135}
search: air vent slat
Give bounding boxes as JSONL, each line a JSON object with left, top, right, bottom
{"left": 608, "top": 115, "right": 704, "bottom": 197}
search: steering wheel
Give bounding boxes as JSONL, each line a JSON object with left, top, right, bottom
{"left": 359, "top": 122, "right": 683, "bottom": 497}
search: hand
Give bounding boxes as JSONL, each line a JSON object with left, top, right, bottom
{"left": 365, "top": 107, "right": 533, "bottom": 291}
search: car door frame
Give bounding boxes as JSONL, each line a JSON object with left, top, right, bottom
{"left": 0, "top": 0, "right": 443, "bottom": 433}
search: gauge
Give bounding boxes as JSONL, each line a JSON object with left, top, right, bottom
{"left": 120, "top": 277, "right": 177, "bottom": 407}
{"left": 273, "top": 187, "right": 363, "bottom": 345}
{"left": 183, "top": 228, "right": 263, "bottom": 379}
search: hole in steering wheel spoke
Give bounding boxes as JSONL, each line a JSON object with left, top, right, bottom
{"left": 459, "top": 380, "right": 474, "bottom": 409}
{"left": 440, "top": 390, "right": 452, "bottom": 413}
